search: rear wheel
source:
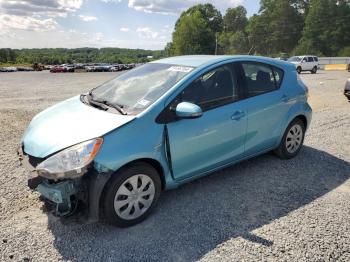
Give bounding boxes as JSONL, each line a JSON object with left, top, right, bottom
{"left": 297, "top": 67, "right": 302, "bottom": 74}
{"left": 311, "top": 66, "right": 317, "bottom": 74}
{"left": 274, "top": 118, "right": 305, "bottom": 159}
{"left": 103, "top": 163, "right": 161, "bottom": 227}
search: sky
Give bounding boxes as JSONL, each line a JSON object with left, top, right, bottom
{"left": 0, "top": 0, "right": 260, "bottom": 50}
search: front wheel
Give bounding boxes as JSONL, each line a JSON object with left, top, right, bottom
{"left": 103, "top": 163, "right": 161, "bottom": 227}
{"left": 297, "top": 67, "right": 302, "bottom": 74}
{"left": 274, "top": 118, "right": 305, "bottom": 159}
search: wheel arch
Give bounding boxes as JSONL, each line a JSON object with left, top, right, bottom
{"left": 123, "top": 158, "right": 166, "bottom": 190}
{"left": 99, "top": 158, "right": 165, "bottom": 204}
{"left": 96, "top": 158, "right": 166, "bottom": 221}
{"left": 276, "top": 102, "right": 311, "bottom": 149}
{"left": 295, "top": 114, "right": 308, "bottom": 129}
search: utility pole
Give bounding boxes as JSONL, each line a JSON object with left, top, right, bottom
{"left": 247, "top": 35, "right": 254, "bottom": 55}
{"left": 215, "top": 32, "right": 218, "bottom": 55}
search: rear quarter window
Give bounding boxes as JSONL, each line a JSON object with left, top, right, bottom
{"left": 240, "top": 62, "right": 284, "bottom": 97}
{"left": 272, "top": 66, "right": 284, "bottom": 88}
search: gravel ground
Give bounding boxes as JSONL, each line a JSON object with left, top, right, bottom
{"left": 0, "top": 70, "right": 349, "bottom": 262}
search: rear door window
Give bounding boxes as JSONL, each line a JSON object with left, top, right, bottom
{"left": 307, "top": 57, "right": 314, "bottom": 62}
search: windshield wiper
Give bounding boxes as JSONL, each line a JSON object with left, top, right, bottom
{"left": 86, "top": 92, "right": 127, "bottom": 115}
{"left": 99, "top": 100, "right": 127, "bottom": 115}
{"left": 85, "top": 93, "right": 109, "bottom": 111}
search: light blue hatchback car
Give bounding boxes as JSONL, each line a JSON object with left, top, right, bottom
{"left": 19, "top": 55, "right": 312, "bottom": 227}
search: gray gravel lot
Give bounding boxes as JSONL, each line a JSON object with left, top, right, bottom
{"left": 0, "top": 70, "right": 349, "bottom": 262}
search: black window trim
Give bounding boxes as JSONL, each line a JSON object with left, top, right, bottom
{"left": 237, "top": 61, "right": 285, "bottom": 100}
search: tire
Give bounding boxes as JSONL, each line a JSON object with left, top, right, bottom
{"left": 297, "top": 67, "right": 302, "bottom": 74}
{"left": 274, "top": 118, "right": 305, "bottom": 159}
{"left": 311, "top": 66, "right": 317, "bottom": 74}
{"left": 103, "top": 162, "right": 161, "bottom": 227}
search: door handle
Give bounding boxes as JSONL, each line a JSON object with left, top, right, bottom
{"left": 281, "top": 94, "right": 289, "bottom": 103}
{"left": 231, "top": 111, "right": 245, "bottom": 121}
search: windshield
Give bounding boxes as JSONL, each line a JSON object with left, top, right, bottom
{"left": 90, "top": 63, "right": 194, "bottom": 115}
{"left": 288, "top": 56, "right": 302, "bottom": 62}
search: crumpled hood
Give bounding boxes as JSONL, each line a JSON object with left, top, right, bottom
{"left": 22, "top": 95, "right": 135, "bottom": 158}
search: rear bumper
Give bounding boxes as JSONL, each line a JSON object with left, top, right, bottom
{"left": 305, "top": 102, "right": 313, "bottom": 131}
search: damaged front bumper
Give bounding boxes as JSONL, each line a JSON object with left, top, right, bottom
{"left": 18, "top": 146, "right": 112, "bottom": 221}
{"left": 37, "top": 180, "right": 78, "bottom": 216}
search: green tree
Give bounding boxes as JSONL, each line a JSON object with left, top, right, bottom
{"left": 219, "top": 31, "right": 249, "bottom": 54}
{"left": 0, "top": 49, "right": 7, "bottom": 63}
{"left": 164, "top": 42, "right": 174, "bottom": 57}
{"left": 223, "top": 6, "right": 248, "bottom": 32}
{"left": 247, "top": 0, "right": 303, "bottom": 55}
{"left": 219, "top": 6, "right": 249, "bottom": 55}
{"left": 295, "top": 0, "right": 349, "bottom": 56}
{"left": 176, "top": 4, "right": 223, "bottom": 33}
{"left": 246, "top": 14, "right": 270, "bottom": 55}
{"left": 172, "top": 9, "right": 217, "bottom": 55}
{"left": 0, "top": 48, "right": 16, "bottom": 62}
{"left": 269, "top": 0, "right": 304, "bottom": 54}
{"left": 338, "top": 46, "right": 350, "bottom": 56}
{"left": 0, "top": 47, "right": 162, "bottom": 65}
{"left": 291, "top": 0, "right": 310, "bottom": 16}
{"left": 333, "top": 0, "right": 350, "bottom": 56}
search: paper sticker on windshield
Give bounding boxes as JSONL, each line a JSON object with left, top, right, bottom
{"left": 168, "top": 66, "right": 193, "bottom": 73}
{"left": 137, "top": 99, "right": 151, "bottom": 107}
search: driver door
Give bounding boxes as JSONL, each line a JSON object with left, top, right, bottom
{"left": 164, "top": 63, "right": 247, "bottom": 181}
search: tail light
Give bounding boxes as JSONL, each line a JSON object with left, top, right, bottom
{"left": 297, "top": 73, "right": 309, "bottom": 99}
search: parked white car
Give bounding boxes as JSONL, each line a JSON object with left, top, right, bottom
{"left": 288, "top": 56, "right": 319, "bottom": 74}
{"left": 2, "top": 67, "right": 18, "bottom": 72}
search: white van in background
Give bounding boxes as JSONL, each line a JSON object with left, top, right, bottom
{"left": 288, "top": 56, "right": 319, "bottom": 74}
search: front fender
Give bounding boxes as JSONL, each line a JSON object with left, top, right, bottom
{"left": 93, "top": 115, "right": 177, "bottom": 189}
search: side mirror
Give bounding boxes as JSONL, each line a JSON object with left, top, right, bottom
{"left": 175, "top": 102, "right": 203, "bottom": 119}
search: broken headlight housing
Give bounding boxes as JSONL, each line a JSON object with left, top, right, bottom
{"left": 36, "top": 138, "right": 103, "bottom": 180}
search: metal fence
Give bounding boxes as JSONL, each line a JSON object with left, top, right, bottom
{"left": 318, "top": 57, "right": 350, "bottom": 69}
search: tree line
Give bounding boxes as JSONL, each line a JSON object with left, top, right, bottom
{"left": 166, "top": 0, "right": 350, "bottom": 57}
{"left": 0, "top": 47, "right": 164, "bottom": 65}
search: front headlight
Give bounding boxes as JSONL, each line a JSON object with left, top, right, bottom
{"left": 36, "top": 138, "right": 103, "bottom": 179}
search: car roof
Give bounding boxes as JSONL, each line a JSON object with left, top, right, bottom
{"left": 152, "top": 55, "right": 230, "bottom": 67}
{"left": 295, "top": 55, "right": 318, "bottom": 57}
{"left": 152, "top": 55, "right": 294, "bottom": 70}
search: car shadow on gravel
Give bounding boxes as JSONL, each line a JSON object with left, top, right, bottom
{"left": 47, "top": 146, "right": 350, "bottom": 262}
